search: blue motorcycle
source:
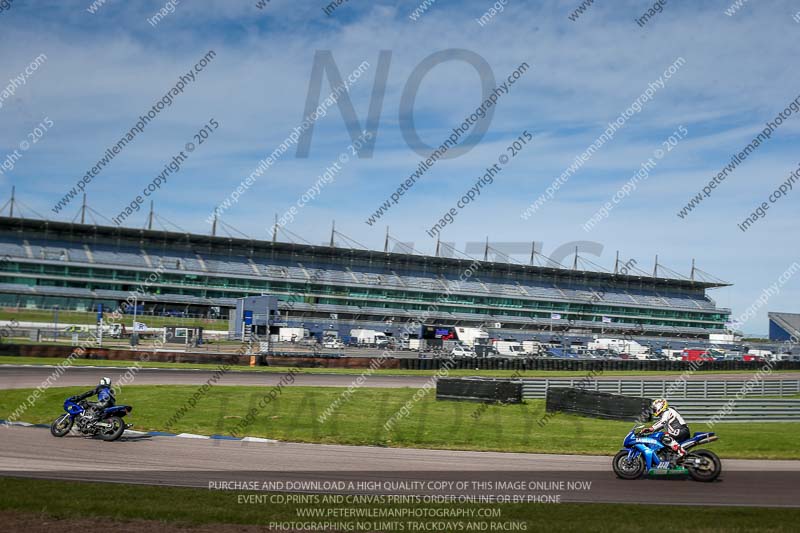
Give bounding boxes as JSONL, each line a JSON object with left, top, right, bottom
{"left": 613, "top": 424, "right": 722, "bottom": 482}
{"left": 50, "top": 396, "right": 133, "bottom": 441}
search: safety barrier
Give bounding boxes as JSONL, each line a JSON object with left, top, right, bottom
{"left": 398, "top": 357, "right": 800, "bottom": 372}
{"left": 521, "top": 379, "right": 800, "bottom": 399}
{"left": 436, "top": 378, "right": 523, "bottom": 403}
{"left": 545, "top": 388, "right": 650, "bottom": 421}
{"left": 542, "top": 388, "right": 800, "bottom": 423}
{"left": 667, "top": 398, "right": 800, "bottom": 423}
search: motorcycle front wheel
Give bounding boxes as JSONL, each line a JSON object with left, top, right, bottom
{"left": 613, "top": 450, "right": 645, "bottom": 480}
{"left": 98, "top": 416, "right": 125, "bottom": 442}
{"left": 685, "top": 449, "right": 722, "bottom": 482}
{"left": 50, "top": 414, "right": 73, "bottom": 437}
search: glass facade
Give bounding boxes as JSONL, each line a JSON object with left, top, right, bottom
{"left": 0, "top": 259, "right": 729, "bottom": 331}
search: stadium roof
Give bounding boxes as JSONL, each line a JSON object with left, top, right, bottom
{"left": 0, "top": 216, "right": 731, "bottom": 290}
{"left": 768, "top": 312, "right": 800, "bottom": 338}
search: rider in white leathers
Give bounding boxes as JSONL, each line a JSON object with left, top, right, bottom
{"left": 642, "top": 398, "right": 690, "bottom": 461}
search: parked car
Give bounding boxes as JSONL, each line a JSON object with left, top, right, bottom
{"left": 451, "top": 345, "right": 477, "bottom": 358}
{"left": 322, "top": 338, "right": 344, "bottom": 349}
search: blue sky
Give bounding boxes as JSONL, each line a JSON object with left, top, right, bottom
{"left": 0, "top": 0, "right": 798, "bottom": 334}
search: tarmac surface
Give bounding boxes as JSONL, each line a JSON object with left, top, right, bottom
{"left": 1, "top": 426, "right": 798, "bottom": 507}
{"left": 1, "top": 365, "right": 797, "bottom": 390}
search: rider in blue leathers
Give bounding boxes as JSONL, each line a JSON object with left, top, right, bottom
{"left": 70, "top": 377, "right": 115, "bottom": 422}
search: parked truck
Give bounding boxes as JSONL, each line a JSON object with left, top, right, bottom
{"left": 454, "top": 327, "right": 489, "bottom": 347}
{"left": 491, "top": 339, "right": 526, "bottom": 357}
{"left": 588, "top": 337, "right": 650, "bottom": 357}
{"left": 278, "top": 327, "right": 310, "bottom": 342}
{"left": 350, "top": 329, "right": 389, "bottom": 347}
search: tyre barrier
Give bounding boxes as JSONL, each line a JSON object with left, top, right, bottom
{"left": 545, "top": 387, "right": 651, "bottom": 422}
{"left": 436, "top": 377, "right": 523, "bottom": 404}
{"left": 399, "top": 357, "right": 800, "bottom": 372}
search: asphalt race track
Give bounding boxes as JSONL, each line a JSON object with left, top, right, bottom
{"left": 0, "top": 365, "right": 425, "bottom": 389}
{"left": 2, "top": 365, "right": 796, "bottom": 390}
{"left": 0, "top": 426, "right": 798, "bottom": 507}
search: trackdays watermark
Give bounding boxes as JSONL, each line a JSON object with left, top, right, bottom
{"left": 0, "top": 117, "right": 54, "bottom": 176}
{"left": 520, "top": 56, "right": 685, "bottom": 220}
{"left": 737, "top": 161, "right": 800, "bottom": 233}
{"left": 318, "top": 349, "right": 390, "bottom": 424}
{"left": 205, "top": 59, "right": 369, "bottom": 225}
{"left": 230, "top": 368, "right": 300, "bottom": 437}
{"left": 582, "top": 125, "right": 687, "bottom": 231}
{"left": 425, "top": 130, "right": 533, "bottom": 238}
{"left": 383, "top": 358, "right": 457, "bottom": 433}
{"left": 731, "top": 262, "right": 800, "bottom": 328}
{"left": 706, "top": 358, "right": 776, "bottom": 427}
{"left": 0, "top": 53, "right": 47, "bottom": 111}
{"left": 270, "top": 130, "right": 371, "bottom": 233}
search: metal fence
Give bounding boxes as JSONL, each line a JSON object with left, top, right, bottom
{"left": 521, "top": 379, "right": 800, "bottom": 399}
{"left": 667, "top": 398, "right": 800, "bottom": 423}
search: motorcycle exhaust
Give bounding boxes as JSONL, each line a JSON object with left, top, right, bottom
{"left": 695, "top": 435, "right": 718, "bottom": 446}
{"left": 684, "top": 435, "right": 718, "bottom": 449}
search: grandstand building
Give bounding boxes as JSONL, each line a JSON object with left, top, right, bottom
{"left": 769, "top": 312, "right": 800, "bottom": 342}
{"left": 0, "top": 216, "right": 730, "bottom": 339}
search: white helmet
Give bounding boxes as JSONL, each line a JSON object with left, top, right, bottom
{"left": 651, "top": 398, "right": 668, "bottom": 417}
{"left": 99, "top": 377, "right": 111, "bottom": 387}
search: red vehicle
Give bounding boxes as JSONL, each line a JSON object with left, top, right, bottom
{"left": 743, "top": 354, "right": 766, "bottom": 363}
{"left": 681, "top": 348, "right": 716, "bottom": 362}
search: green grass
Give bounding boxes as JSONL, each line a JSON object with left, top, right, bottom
{"left": 0, "top": 477, "right": 797, "bottom": 532}
{"left": 2, "top": 355, "right": 797, "bottom": 378}
{"left": 1, "top": 385, "right": 797, "bottom": 459}
{"left": 0, "top": 307, "right": 227, "bottom": 329}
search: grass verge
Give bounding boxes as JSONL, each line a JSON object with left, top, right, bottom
{"left": 0, "top": 477, "right": 798, "bottom": 532}
{"left": 1, "top": 385, "right": 797, "bottom": 459}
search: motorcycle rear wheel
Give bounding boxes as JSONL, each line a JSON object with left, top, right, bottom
{"left": 98, "top": 416, "right": 125, "bottom": 442}
{"left": 686, "top": 449, "right": 721, "bottom": 482}
{"left": 613, "top": 450, "right": 645, "bottom": 480}
{"left": 50, "top": 414, "right": 73, "bottom": 437}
